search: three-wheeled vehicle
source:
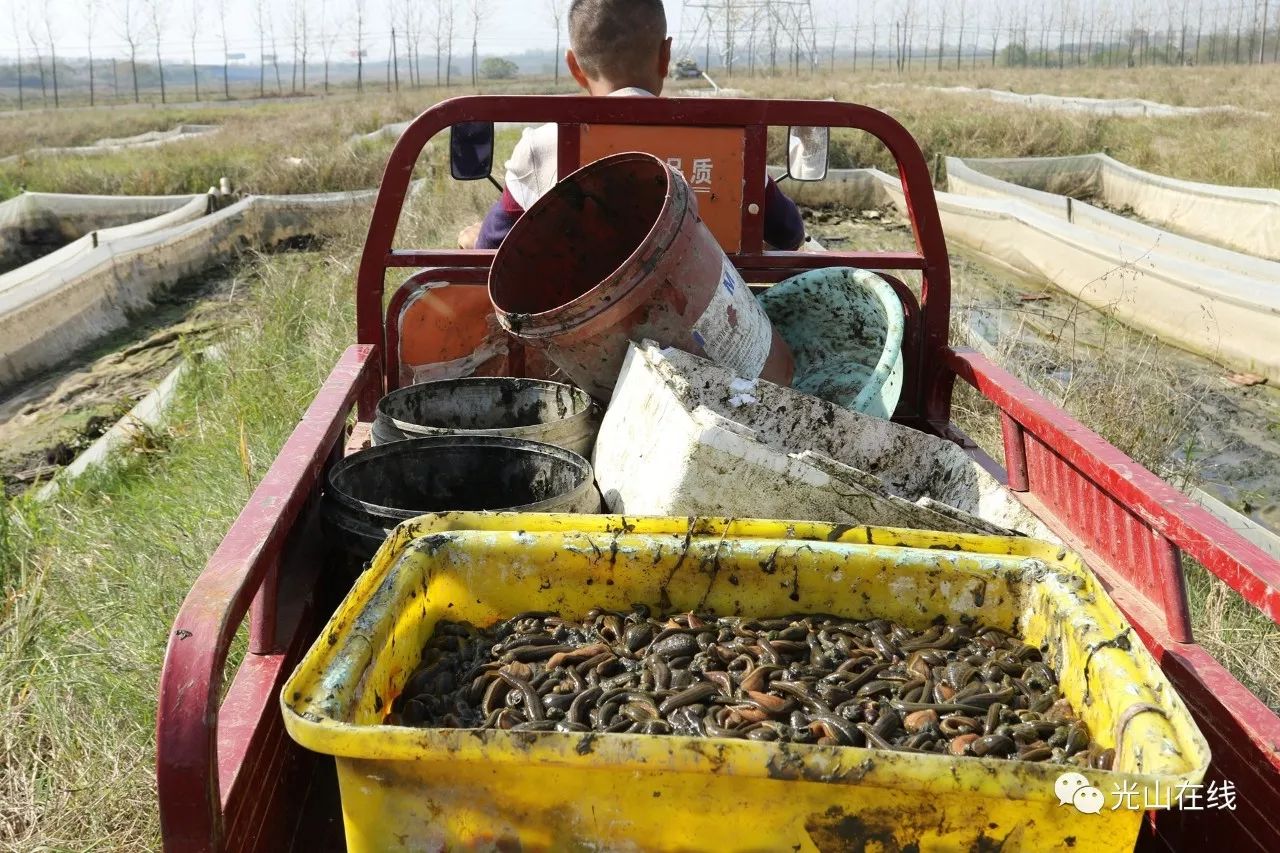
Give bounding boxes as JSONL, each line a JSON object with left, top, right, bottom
{"left": 156, "top": 96, "right": 1280, "bottom": 851}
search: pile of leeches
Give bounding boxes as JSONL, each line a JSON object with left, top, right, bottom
{"left": 387, "top": 607, "right": 1113, "bottom": 768}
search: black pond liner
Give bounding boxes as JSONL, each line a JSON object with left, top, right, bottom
{"left": 322, "top": 435, "right": 602, "bottom": 569}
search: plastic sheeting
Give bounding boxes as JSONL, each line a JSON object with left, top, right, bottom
{"left": 0, "top": 191, "right": 205, "bottom": 264}
{"left": 0, "top": 186, "right": 386, "bottom": 390}
{"left": 958, "top": 153, "right": 1280, "bottom": 261}
{"left": 922, "top": 86, "right": 1266, "bottom": 118}
{"left": 861, "top": 163, "right": 1280, "bottom": 383}
{"left": 0, "top": 124, "right": 219, "bottom": 164}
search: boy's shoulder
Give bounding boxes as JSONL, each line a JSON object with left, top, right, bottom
{"left": 504, "top": 123, "right": 560, "bottom": 210}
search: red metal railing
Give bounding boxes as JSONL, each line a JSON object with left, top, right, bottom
{"left": 156, "top": 346, "right": 381, "bottom": 852}
{"left": 355, "top": 96, "right": 954, "bottom": 428}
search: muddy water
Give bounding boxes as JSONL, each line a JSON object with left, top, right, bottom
{"left": 806, "top": 206, "right": 1280, "bottom": 536}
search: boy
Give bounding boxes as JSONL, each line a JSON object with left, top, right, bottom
{"left": 463, "top": 0, "right": 806, "bottom": 251}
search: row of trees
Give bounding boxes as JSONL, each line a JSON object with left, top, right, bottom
{"left": 690, "top": 0, "right": 1280, "bottom": 76}
{"left": 4, "top": 0, "right": 1280, "bottom": 109}
{"left": 4, "top": 0, "right": 516, "bottom": 108}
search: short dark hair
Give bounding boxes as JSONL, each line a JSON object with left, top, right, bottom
{"left": 569, "top": 0, "right": 668, "bottom": 80}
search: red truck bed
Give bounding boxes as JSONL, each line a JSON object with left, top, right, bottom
{"left": 156, "top": 96, "right": 1280, "bottom": 852}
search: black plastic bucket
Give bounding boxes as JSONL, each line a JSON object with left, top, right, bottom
{"left": 322, "top": 435, "right": 602, "bottom": 567}
{"left": 372, "top": 378, "right": 601, "bottom": 458}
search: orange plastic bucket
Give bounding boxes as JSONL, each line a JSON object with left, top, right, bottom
{"left": 488, "top": 152, "right": 794, "bottom": 400}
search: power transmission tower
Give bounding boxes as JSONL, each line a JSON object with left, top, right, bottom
{"left": 683, "top": 0, "right": 818, "bottom": 76}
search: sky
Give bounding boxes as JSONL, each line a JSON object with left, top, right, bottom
{"left": 0, "top": 0, "right": 706, "bottom": 64}
{"left": 1, "top": 1, "right": 1268, "bottom": 66}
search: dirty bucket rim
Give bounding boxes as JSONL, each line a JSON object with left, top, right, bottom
{"left": 376, "top": 377, "right": 598, "bottom": 437}
{"left": 326, "top": 434, "right": 596, "bottom": 520}
{"left": 488, "top": 151, "right": 686, "bottom": 331}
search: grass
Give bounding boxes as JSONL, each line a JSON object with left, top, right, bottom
{"left": 754, "top": 65, "right": 1280, "bottom": 190}
{"left": 5, "top": 66, "right": 1280, "bottom": 200}
{"left": 0, "top": 84, "right": 534, "bottom": 200}
{"left": 0, "top": 174, "right": 493, "bottom": 848}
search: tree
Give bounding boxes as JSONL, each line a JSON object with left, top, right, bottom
{"left": 432, "top": 0, "right": 457, "bottom": 86}
{"left": 546, "top": 0, "right": 566, "bottom": 84}
{"left": 268, "top": 4, "right": 284, "bottom": 92}
{"left": 26, "top": 18, "right": 48, "bottom": 106}
{"left": 990, "top": 1, "right": 1003, "bottom": 66}
{"left": 10, "top": 5, "right": 24, "bottom": 109}
{"left": 217, "top": 0, "right": 231, "bottom": 98}
{"left": 187, "top": 0, "right": 202, "bottom": 101}
{"left": 301, "top": 0, "right": 310, "bottom": 91}
{"left": 255, "top": 0, "right": 267, "bottom": 95}
{"left": 936, "top": 0, "right": 947, "bottom": 70}
{"left": 355, "top": 0, "right": 367, "bottom": 92}
{"left": 1262, "top": 0, "right": 1272, "bottom": 64}
{"left": 117, "top": 0, "right": 142, "bottom": 102}
{"left": 84, "top": 0, "right": 98, "bottom": 105}
{"left": 407, "top": 0, "right": 426, "bottom": 87}
{"left": 467, "top": 0, "right": 497, "bottom": 86}
{"left": 387, "top": 1, "right": 399, "bottom": 91}
{"left": 480, "top": 56, "right": 518, "bottom": 78}
{"left": 147, "top": 0, "right": 166, "bottom": 103}
{"left": 319, "top": 0, "right": 340, "bottom": 93}
{"left": 44, "top": 0, "right": 60, "bottom": 108}
{"left": 289, "top": 0, "right": 307, "bottom": 92}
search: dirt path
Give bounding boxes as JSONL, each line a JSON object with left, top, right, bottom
{"left": 807, "top": 206, "right": 1280, "bottom": 535}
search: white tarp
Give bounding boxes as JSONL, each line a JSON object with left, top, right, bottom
{"left": 0, "top": 186, "right": 385, "bottom": 390}
{"left": 860, "top": 163, "right": 1280, "bottom": 383}
{"left": 0, "top": 124, "right": 219, "bottom": 165}
{"left": 922, "top": 86, "right": 1266, "bottom": 119}
{"left": 959, "top": 153, "right": 1280, "bottom": 260}
{"left": 0, "top": 195, "right": 212, "bottom": 296}
{"left": 947, "top": 157, "right": 1280, "bottom": 283}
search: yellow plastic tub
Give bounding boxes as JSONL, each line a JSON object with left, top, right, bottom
{"left": 282, "top": 514, "right": 1210, "bottom": 852}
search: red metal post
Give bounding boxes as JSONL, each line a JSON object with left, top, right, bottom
{"left": 1000, "top": 413, "right": 1030, "bottom": 493}
{"left": 741, "top": 123, "right": 767, "bottom": 254}
{"left": 1154, "top": 531, "right": 1195, "bottom": 644}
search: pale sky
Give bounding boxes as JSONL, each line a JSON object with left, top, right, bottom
{"left": 0, "top": 1, "right": 1255, "bottom": 65}
{"left": 0, "top": 0, "right": 704, "bottom": 64}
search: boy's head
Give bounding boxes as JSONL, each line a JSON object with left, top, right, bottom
{"left": 566, "top": 0, "right": 672, "bottom": 96}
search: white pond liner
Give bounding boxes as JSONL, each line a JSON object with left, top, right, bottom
{"left": 0, "top": 124, "right": 219, "bottom": 165}
{"left": 921, "top": 86, "right": 1266, "bottom": 119}
{"left": 957, "top": 153, "right": 1280, "bottom": 261}
{"left": 826, "top": 165, "right": 1280, "bottom": 385}
{"left": 593, "top": 342, "right": 1055, "bottom": 539}
{"left": 0, "top": 184, "right": 404, "bottom": 390}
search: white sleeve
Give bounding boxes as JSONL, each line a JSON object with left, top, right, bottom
{"left": 504, "top": 123, "right": 560, "bottom": 211}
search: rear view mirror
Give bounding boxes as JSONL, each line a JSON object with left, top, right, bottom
{"left": 787, "top": 125, "right": 830, "bottom": 182}
{"left": 450, "top": 121, "right": 495, "bottom": 181}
